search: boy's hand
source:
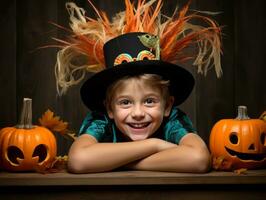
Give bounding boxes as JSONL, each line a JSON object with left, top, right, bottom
{"left": 123, "top": 138, "right": 177, "bottom": 170}
{"left": 150, "top": 138, "right": 177, "bottom": 152}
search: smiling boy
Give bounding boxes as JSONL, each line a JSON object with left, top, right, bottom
{"left": 54, "top": 1, "right": 222, "bottom": 173}
{"left": 68, "top": 69, "right": 210, "bottom": 173}
{"left": 106, "top": 75, "right": 173, "bottom": 141}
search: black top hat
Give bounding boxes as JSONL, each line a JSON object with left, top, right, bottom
{"left": 80, "top": 32, "right": 194, "bottom": 111}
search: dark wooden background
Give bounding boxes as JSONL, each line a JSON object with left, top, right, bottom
{"left": 0, "top": 0, "right": 265, "bottom": 155}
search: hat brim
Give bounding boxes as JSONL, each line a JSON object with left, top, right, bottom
{"left": 80, "top": 60, "right": 195, "bottom": 111}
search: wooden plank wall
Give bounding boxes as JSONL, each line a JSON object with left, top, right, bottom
{"left": 0, "top": 0, "right": 265, "bottom": 155}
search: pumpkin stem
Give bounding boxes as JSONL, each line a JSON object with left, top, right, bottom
{"left": 17, "top": 98, "right": 33, "bottom": 129}
{"left": 235, "top": 105, "right": 250, "bottom": 120}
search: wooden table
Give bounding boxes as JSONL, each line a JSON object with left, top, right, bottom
{"left": 0, "top": 169, "right": 265, "bottom": 200}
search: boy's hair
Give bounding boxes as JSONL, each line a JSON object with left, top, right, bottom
{"left": 105, "top": 74, "right": 171, "bottom": 111}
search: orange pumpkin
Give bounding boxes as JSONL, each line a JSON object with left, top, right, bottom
{"left": 0, "top": 98, "right": 57, "bottom": 171}
{"left": 209, "top": 106, "right": 266, "bottom": 170}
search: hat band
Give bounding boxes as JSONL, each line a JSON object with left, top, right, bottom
{"left": 114, "top": 50, "right": 156, "bottom": 66}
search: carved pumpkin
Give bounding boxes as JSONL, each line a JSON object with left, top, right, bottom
{"left": 0, "top": 98, "right": 57, "bottom": 171}
{"left": 210, "top": 106, "right": 266, "bottom": 170}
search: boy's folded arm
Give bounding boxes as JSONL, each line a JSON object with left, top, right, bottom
{"left": 67, "top": 134, "right": 175, "bottom": 173}
{"left": 125, "top": 133, "right": 211, "bottom": 173}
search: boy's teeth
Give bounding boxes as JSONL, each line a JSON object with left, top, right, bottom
{"left": 133, "top": 124, "right": 143, "bottom": 128}
{"left": 130, "top": 123, "right": 149, "bottom": 128}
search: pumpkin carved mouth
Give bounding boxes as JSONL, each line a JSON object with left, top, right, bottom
{"left": 225, "top": 147, "right": 266, "bottom": 161}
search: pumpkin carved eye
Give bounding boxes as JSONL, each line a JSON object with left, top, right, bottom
{"left": 32, "top": 144, "right": 48, "bottom": 163}
{"left": 7, "top": 146, "right": 24, "bottom": 165}
{"left": 261, "top": 132, "right": 265, "bottom": 145}
{"left": 229, "top": 132, "right": 238, "bottom": 144}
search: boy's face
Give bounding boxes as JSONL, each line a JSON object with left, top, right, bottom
{"left": 107, "top": 80, "right": 174, "bottom": 141}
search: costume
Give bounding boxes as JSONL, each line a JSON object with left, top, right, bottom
{"left": 53, "top": 0, "right": 222, "bottom": 142}
{"left": 79, "top": 106, "right": 195, "bottom": 144}
{"left": 80, "top": 32, "right": 195, "bottom": 110}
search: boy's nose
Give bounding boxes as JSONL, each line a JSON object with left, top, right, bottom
{"left": 131, "top": 104, "right": 145, "bottom": 119}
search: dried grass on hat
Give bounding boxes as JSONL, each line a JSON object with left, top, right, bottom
{"left": 52, "top": 0, "right": 222, "bottom": 95}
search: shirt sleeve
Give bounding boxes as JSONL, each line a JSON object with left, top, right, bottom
{"left": 163, "top": 107, "right": 196, "bottom": 144}
{"left": 79, "top": 111, "right": 110, "bottom": 142}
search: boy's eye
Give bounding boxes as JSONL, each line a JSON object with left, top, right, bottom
{"left": 118, "top": 99, "right": 132, "bottom": 106}
{"left": 144, "top": 98, "right": 158, "bottom": 105}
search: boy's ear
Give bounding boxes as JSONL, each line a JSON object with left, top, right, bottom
{"left": 107, "top": 109, "right": 114, "bottom": 119}
{"left": 104, "top": 101, "right": 114, "bottom": 119}
{"left": 164, "top": 96, "right": 175, "bottom": 117}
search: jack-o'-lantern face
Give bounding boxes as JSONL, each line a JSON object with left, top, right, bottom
{"left": 224, "top": 129, "right": 266, "bottom": 162}
{"left": 0, "top": 126, "right": 57, "bottom": 171}
{"left": 210, "top": 115, "right": 266, "bottom": 170}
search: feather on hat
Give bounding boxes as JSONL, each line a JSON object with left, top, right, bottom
{"left": 53, "top": 0, "right": 222, "bottom": 96}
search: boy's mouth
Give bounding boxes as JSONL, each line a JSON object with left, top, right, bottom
{"left": 127, "top": 122, "right": 150, "bottom": 129}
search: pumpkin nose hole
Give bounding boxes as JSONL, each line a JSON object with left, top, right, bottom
{"left": 7, "top": 146, "right": 24, "bottom": 165}
{"left": 248, "top": 144, "right": 255, "bottom": 150}
{"left": 32, "top": 144, "right": 48, "bottom": 163}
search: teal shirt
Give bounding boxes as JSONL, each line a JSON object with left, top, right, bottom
{"left": 79, "top": 106, "right": 196, "bottom": 144}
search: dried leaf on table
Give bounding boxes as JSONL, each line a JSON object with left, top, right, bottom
{"left": 34, "top": 155, "right": 68, "bottom": 174}
{"left": 234, "top": 168, "right": 248, "bottom": 175}
{"left": 212, "top": 156, "right": 233, "bottom": 171}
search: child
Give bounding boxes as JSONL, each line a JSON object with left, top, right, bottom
{"left": 68, "top": 32, "right": 211, "bottom": 173}
{"left": 68, "top": 73, "right": 211, "bottom": 173}
{"left": 53, "top": 1, "right": 222, "bottom": 173}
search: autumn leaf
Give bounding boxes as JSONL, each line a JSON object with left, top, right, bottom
{"left": 34, "top": 155, "right": 68, "bottom": 174}
{"left": 259, "top": 111, "right": 266, "bottom": 122}
{"left": 39, "top": 109, "right": 77, "bottom": 141}
{"left": 234, "top": 168, "right": 248, "bottom": 175}
{"left": 212, "top": 156, "right": 224, "bottom": 170}
{"left": 212, "top": 156, "right": 233, "bottom": 171}
{"left": 61, "top": 132, "right": 77, "bottom": 141}
{"left": 39, "top": 109, "right": 68, "bottom": 134}
{"left": 53, "top": 155, "right": 68, "bottom": 170}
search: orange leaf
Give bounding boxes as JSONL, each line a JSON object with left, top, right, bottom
{"left": 62, "top": 132, "right": 77, "bottom": 141}
{"left": 234, "top": 168, "right": 248, "bottom": 175}
{"left": 259, "top": 111, "right": 266, "bottom": 122}
{"left": 34, "top": 156, "right": 68, "bottom": 174}
{"left": 212, "top": 156, "right": 233, "bottom": 171}
{"left": 39, "top": 109, "right": 68, "bottom": 134}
